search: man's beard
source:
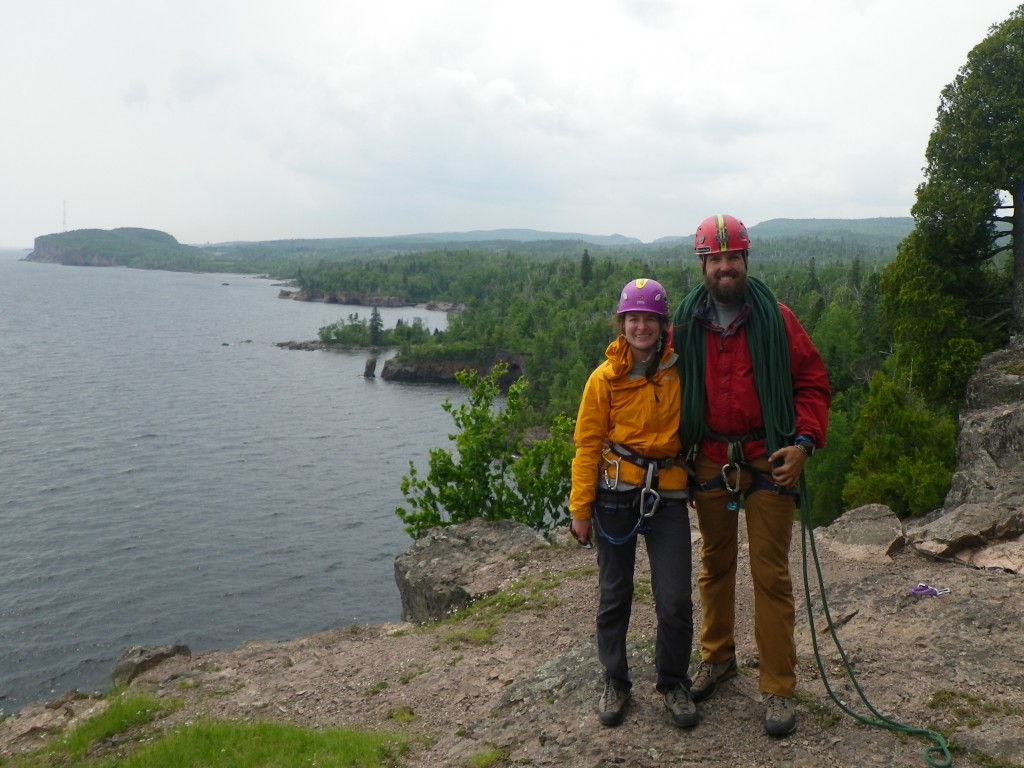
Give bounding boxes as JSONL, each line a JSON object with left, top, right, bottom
{"left": 704, "top": 270, "right": 747, "bottom": 306}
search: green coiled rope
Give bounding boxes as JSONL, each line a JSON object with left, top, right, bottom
{"left": 674, "top": 276, "right": 795, "bottom": 458}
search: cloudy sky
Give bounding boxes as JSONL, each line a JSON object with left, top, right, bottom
{"left": 3, "top": 1, "right": 1020, "bottom": 248}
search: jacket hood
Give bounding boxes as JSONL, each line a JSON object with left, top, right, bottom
{"left": 604, "top": 335, "right": 678, "bottom": 378}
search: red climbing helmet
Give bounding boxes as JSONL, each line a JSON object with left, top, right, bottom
{"left": 694, "top": 214, "right": 751, "bottom": 256}
{"left": 617, "top": 278, "right": 668, "bottom": 317}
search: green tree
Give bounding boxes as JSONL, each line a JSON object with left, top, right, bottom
{"left": 842, "top": 371, "right": 957, "bottom": 517}
{"left": 804, "top": 390, "right": 859, "bottom": 527}
{"left": 880, "top": 232, "right": 989, "bottom": 408}
{"left": 396, "top": 364, "right": 575, "bottom": 538}
{"left": 369, "top": 307, "right": 384, "bottom": 345}
{"left": 581, "top": 248, "right": 594, "bottom": 286}
{"left": 912, "top": 5, "right": 1024, "bottom": 331}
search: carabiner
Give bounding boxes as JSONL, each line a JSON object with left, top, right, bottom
{"left": 639, "top": 487, "right": 661, "bottom": 518}
{"left": 601, "top": 451, "right": 620, "bottom": 490}
{"left": 639, "top": 462, "right": 661, "bottom": 518}
{"left": 721, "top": 462, "right": 741, "bottom": 494}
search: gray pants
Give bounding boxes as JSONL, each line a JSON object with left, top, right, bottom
{"left": 596, "top": 498, "right": 694, "bottom": 692}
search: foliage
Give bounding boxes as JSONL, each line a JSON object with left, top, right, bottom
{"left": 880, "top": 232, "right": 993, "bottom": 409}
{"left": 396, "top": 364, "right": 575, "bottom": 538}
{"left": 842, "top": 371, "right": 957, "bottom": 517}
{"left": 317, "top": 313, "right": 433, "bottom": 347}
{"left": 804, "top": 390, "right": 859, "bottom": 527}
{"left": 911, "top": 5, "right": 1023, "bottom": 331}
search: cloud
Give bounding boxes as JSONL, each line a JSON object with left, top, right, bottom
{"left": 0, "top": 0, "right": 1019, "bottom": 247}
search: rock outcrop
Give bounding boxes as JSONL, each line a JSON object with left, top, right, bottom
{"left": 905, "top": 335, "right": 1024, "bottom": 572}
{"left": 277, "top": 289, "right": 407, "bottom": 307}
{"left": 394, "top": 518, "right": 550, "bottom": 622}
{"left": 381, "top": 357, "right": 522, "bottom": 385}
{"left": 110, "top": 645, "right": 191, "bottom": 688}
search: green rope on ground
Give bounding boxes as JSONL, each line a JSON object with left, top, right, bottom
{"left": 798, "top": 479, "right": 952, "bottom": 768}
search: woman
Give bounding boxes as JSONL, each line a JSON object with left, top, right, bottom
{"left": 569, "top": 278, "right": 697, "bottom": 729}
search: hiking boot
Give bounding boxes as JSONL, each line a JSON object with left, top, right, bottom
{"left": 664, "top": 683, "right": 699, "bottom": 728}
{"left": 598, "top": 679, "right": 630, "bottom": 727}
{"left": 763, "top": 694, "right": 797, "bottom": 736}
{"left": 689, "top": 657, "right": 738, "bottom": 702}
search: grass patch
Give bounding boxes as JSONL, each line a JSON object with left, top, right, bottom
{"left": 928, "top": 689, "right": 1020, "bottom": 722}
{"left": 925, "top": 689, "right": 1023, "bottom": 768}
{"left": 430, "top": 573, "right": 562, "bottom": 649}
{"left": 794, "top": 692, "right": 841, "bottom": 729}
{"left": 997, "top": 361, "right": 1024, "bottom": 377}
{"left": 107, "top": 720, "right": 408, "bottom": 767}
{"left": 440, "top": 623, "right": 499, "bottom": 647}
{"left": 61, "top": 694, "right": 179, "bottom": 761}
{"left": 399, "top": 662, "right": 430, "bottom": 685}
{"left": 388, "top": 706, "right": 416, "bottom": 724}
{"left": 561, "top": 565, "right": 599, "bottom": 580}
{"left": 0, "top": 697, "right": 409, "bottom": 768}
{"left": 460, "top": 744, "right": 509, "bottom": 767}
{"left": 633, "top": 577, "right": 653, "bottom": 605}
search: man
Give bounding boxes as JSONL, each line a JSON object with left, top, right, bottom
{"left": 672, "top": 214, "right": 830, "bottom": 736}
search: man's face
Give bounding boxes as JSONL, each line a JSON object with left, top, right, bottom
{"left": 702, "top": 250, "right": 748, "bottom": 305}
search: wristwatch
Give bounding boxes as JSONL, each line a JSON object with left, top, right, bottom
{"left": 794, "top": 435, "right": 815, "bottom": 457}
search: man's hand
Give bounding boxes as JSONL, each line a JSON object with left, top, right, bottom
{"left": 768, "top": 446, "right": 807, "bottom": 488}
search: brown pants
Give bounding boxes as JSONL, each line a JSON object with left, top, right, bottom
{"left": 692, "top": 453, "right": 797, "bottom": 697}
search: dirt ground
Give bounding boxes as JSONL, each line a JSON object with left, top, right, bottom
{"left": 4, "top": 510, "right": 1023, "bottom": 767}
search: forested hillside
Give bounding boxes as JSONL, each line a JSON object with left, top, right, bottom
{"left": 25, "top": 217, "right": 912, "bottom": 273}
{"left": 306, "top": 236, "right": 896, "bottom": 529}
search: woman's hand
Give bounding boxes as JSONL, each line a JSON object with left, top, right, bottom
{"left": 570, "top": 518, "right": 593, "bottom": 547}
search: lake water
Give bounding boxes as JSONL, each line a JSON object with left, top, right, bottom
{"left": 0, "top": 251, "right": 457, "bottom": 715}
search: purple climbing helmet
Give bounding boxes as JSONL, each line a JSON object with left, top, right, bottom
{"left": 617, "top": 278, "right": 668, "bottom": 317}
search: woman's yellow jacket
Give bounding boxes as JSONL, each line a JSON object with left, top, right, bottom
{"left": 569, "top": 335, "right": 686, "bottom": 521}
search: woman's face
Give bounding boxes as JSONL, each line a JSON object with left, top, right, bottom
{"left": 622, "top": 312, "right": 662, "bottom": 357}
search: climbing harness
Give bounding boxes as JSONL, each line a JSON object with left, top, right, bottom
{"left": 687, "top": 434, "right": 799, "bottom": 512}
{"left": 592, "top": 447, "right": 671, "bottom": 545}
{"left": 798, "top": 476, "right": 952, "bottom": 767}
